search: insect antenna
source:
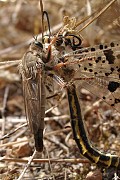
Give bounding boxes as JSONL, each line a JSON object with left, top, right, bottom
{"left": 43, "top": 11, "right": 51, "bottom": 42}
{"left": 39, "top": 0, "right": 51, "bottom": 43}
{"left": 40, "top": 0, "right": 44, "bottom": 42}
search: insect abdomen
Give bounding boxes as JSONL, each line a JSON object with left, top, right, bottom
{"left": 67, "top": 84, "right": 120, "bottom": 169}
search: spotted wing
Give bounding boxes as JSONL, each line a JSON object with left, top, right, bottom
{"left": 65, "top": 41, "right": 120, "bottom": 113}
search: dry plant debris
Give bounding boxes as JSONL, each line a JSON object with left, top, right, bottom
{"left": 0, "top": 0, "right": 120, "bottom": 179}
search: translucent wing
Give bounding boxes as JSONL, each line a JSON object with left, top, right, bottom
{"left": 60, "top": 41, "right": 120, "bottom": 112}
{"left": 20, "top": 51, "right": 45, "bottom": 152}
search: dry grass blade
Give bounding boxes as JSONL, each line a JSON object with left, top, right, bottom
{"left": 78, "top": 0, "right": 117, "bottom": 32}
{"left": 17, "top": 150, "right": 36, "bottom": 180}
{"left": 0, "top": 157, "right": 90, "bottom": 164}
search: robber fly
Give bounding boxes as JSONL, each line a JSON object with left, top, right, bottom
{"left": 19, "top": 1, "right": 55, "bottom": 152}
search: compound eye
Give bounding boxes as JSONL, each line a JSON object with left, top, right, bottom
{"left": 35, "top": 41, "right": 43, "bottom": 49}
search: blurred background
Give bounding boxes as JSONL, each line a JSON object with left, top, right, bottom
{"left": 0, "top": 0, "right": 119, "bottom": 179}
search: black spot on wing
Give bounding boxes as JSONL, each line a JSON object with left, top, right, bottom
{"left": 89, "top": 69, "right": 93, "bottom": 72}
{"left": 99, "top": 44, "right": 103, "bottom": 49}
{"left": 102, "top": 60, "right": 105, "bottom": 63}
{"left": 115, "top": 98, "right": 120, "bottom": 104}
{"left": 102, "top": 96, "right": 106, "bottom": 100}
{"left": 111, "top": 98, "right": 120, "bottom": 107}
{"left": 89, "top": 63, "right": 93, "bottom": 66}
{"left": 94, "top": 72, "right": 98, "bottom": 75}
{"left": 110, "top": 42, "right": 115, "bottom": 47}
{"left": 95, "top": 56, "right": 101, "bottom": 63}
{"left": 110, "top": 67, "right": 114, "bottom": 72}
{"left": 91, "top": 47, "right": 95, "bottom": 51}
{"left": 105, "top": 73, "right": 110, "bottom": 77}
{"left": 103, "top": 49, "right": 115, "bottom": 64}
{"left": 117, "top": 54, "right": 120, "bottom": 59}
{"left": 108, "top": 81, "right": 119, "bottom": 92}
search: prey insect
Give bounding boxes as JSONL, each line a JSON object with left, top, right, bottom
{"left": 42, "top": 0, "right": 119, "bottom": 170}
{"left": 53, "top": 16, "right": 120, "bottom": 170}
{"left": 67, "top": 83, "right": 120, "bottom": 169}
{"left": 52, "top": 28, "right": 120, "bottom": 170}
